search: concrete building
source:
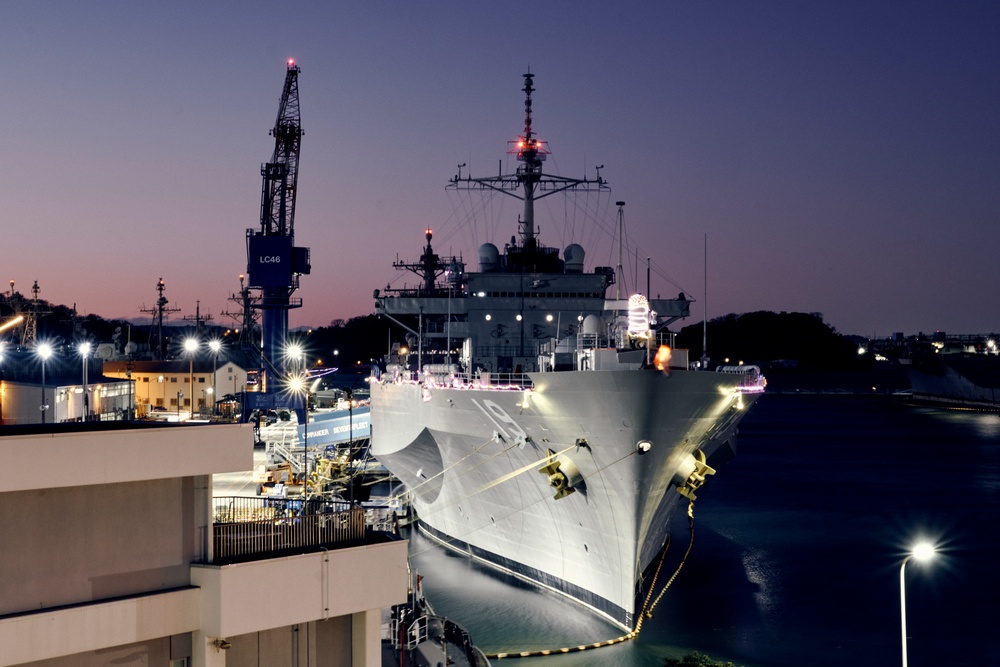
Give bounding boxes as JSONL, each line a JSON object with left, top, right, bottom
{"left": 0, "top": 422, "right": 408, "bottom": 666}
{"left": 102, "top": 360, "right": 249, "bottom": 418}
{"left": 0, "top": 347, "right": 132, "bottom": 424}
{"left": 0, "top": 377, "right": 133, "bottom": 424}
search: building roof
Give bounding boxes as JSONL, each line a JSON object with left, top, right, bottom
{"left": 103, "top": 359, "right": 247, "bottom": 374}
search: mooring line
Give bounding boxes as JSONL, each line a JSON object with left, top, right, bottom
{"left": 483, "top": 498, "right": 697, "bottom": 660}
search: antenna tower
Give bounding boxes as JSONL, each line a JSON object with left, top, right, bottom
{"left": 139, "top": 278, "right": 180, "bottom": 360}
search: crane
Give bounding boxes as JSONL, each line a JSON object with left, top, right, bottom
{"left": 245, "top": 59, "right": 311, "bottom": 393}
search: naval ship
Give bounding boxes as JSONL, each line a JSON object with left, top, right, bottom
{"left": 370, "top": 73, "right": 765, "bottom": 630}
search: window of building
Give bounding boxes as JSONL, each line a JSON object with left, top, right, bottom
{"left": 171, "top": 377, "right": 178, "bottom": 383}
{"left": 143, "top": 377, "right": 150, "bottom": 382}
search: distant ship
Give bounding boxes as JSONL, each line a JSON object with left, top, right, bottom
{"left": 900, "top": 335, "right": 1000, "bottom": 410}
{"left": 370, "top": 73, "right": 765, "bottom": 630}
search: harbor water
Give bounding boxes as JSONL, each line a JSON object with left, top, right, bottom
{"left": 405, "top": 393, "right": 1000, "bottom": 666}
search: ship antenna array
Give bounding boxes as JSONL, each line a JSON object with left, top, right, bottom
{"left": 221, "top": 273, "right": 260, "bottom": 351}
{"left": 4, "top": 280, "right": 53, "bottom": 347}
{"left": 139, "top": 278, "right": 180, "bottom": 360}
{"left": 446, "top": 72, "right": 609, "bottom": 249}
{"left": 182, "top": 300, "right": 214, "bottom": 331}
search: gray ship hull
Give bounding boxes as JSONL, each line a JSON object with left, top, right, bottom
{"left": 371, "top": 368, "right": 757, "bottom": 629}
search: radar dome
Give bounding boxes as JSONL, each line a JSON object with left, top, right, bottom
{"left": 478, "top": 243, "right": 500, "bottom": 272}
{"left": 582, "top": 314, "right": 602, "bottom": 335}
{"left": 564, "top": 244, "right": 585, "bottom": 273}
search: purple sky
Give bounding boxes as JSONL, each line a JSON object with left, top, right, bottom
{"left": 2, "top": 2, "right": 997, "bottom": 337}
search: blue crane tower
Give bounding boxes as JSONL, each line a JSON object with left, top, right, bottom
{"left": 245, "top": 60, "right": 311, "bottom": 397}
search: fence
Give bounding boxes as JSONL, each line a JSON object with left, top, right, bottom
{"left": 211, "top": 496, "right": 364, "bottom": 562}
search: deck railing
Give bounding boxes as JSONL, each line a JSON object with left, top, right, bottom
{"left": 211, "top": 496, "right": 364, "bottom": 562}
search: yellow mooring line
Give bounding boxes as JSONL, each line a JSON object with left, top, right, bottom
{"left": 485, "top": 498, "right": 697, "bottom": 660}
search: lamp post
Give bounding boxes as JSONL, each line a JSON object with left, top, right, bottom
{"left": 288, "top": 374, "right": 308, "bottom": 506}
{"left": 347, "top": 387, "right": 354, "bottom": 506}
{"left": 37, "top": 343, "right": 53, "bottom": 424}
{"left": 78, "top": 342, "right": 91, "bottom": 421}
{"left": 285, "top": 342, "right": 312, "bottom": 507}
{"left": 208, "top": 340, "right": 222, "bottom": 416}
{"left": 900, "top": 541, "right": 936, "bottom": 667}
{"left": 184, "top": 337, "right": 198, "bottom": 418}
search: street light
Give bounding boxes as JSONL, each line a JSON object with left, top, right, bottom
{"left": 184, "top": 337, "right": 198, "bottom": 418}
{"left": 285, "top": 342, "right": 305, "bottom": 373}
{"left": 900, "top": 541, "right": 936, "bottom": 667}
{"left": 287, "top": 374, "right": 309, "bottom": 506}
{"left": 37, "top": 343, "right": 54, "bottom": 424}
{"left": 208, "top": 340, "right": 222, "bottom": 416}
{"left": 78, "top": 342, "right": 91, "bottom": 421}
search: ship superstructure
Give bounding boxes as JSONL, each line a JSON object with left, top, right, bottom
{"left": 370, "top": 73, "right": 764, "bottom": 629}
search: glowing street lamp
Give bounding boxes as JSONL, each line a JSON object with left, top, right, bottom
{"left": 37, "top": 343, "right": 54, "bottom": 424}
{"left": 900, "top": 541, "right": 936, "bottom": 667}
{"left": 287, "top": 374, "right": 309, "bottom": 504}
{"left": 184, "top": 338, "right": 198, "bottom": 418}
{"left": 78, "top": 342, "right": 92, "bottom": 421}
{"left": 285, "top": 342, "right": 305, "bottom": 373}
{"left": 208, "top": 340, "right": 222, "bottom": 416}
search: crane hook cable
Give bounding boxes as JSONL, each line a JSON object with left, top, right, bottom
{"left": 485, "top": 498, "right": 697, "bottom": 660}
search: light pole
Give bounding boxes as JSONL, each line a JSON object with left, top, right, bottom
{"left": 78, "top": 342, "right": 91, "bottom": 421}
{"left": 288, "top": 374, "right": 308, "bottom": 506}
{"left": 208, "top": 340, "right": 222, "bottom": 416}
{"left": 184, "top": 337, "right": 198, "bottom": 418}
{"left": 37, "top": 343, "right": 53, "bottom": 424}
{"left": 900, "top": 541, "right": 936, "bottom": 667}
{"left": 347, "top": 387, "right": 354, "bottom": 506}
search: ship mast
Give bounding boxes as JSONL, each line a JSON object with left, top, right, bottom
{"left": 448, "top": 72, "right": 608, "bottom": 264}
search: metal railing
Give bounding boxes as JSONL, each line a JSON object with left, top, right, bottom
{"left": 211, "top": 496, "right": 364, "bottom": 562}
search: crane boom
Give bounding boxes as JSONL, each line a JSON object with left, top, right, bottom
{"left": 245, "top": 59, "right": 311, "bottom": 394}
{"left": 260, "top": 61, "right": 302, "bottom": 237}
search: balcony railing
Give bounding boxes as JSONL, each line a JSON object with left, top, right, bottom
{"left": 211, "top": 496, "right": 366, "bottom": 563}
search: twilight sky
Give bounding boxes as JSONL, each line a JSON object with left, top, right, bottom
{"left": 2, "top": 2, "right": 997, "bottom": 338}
